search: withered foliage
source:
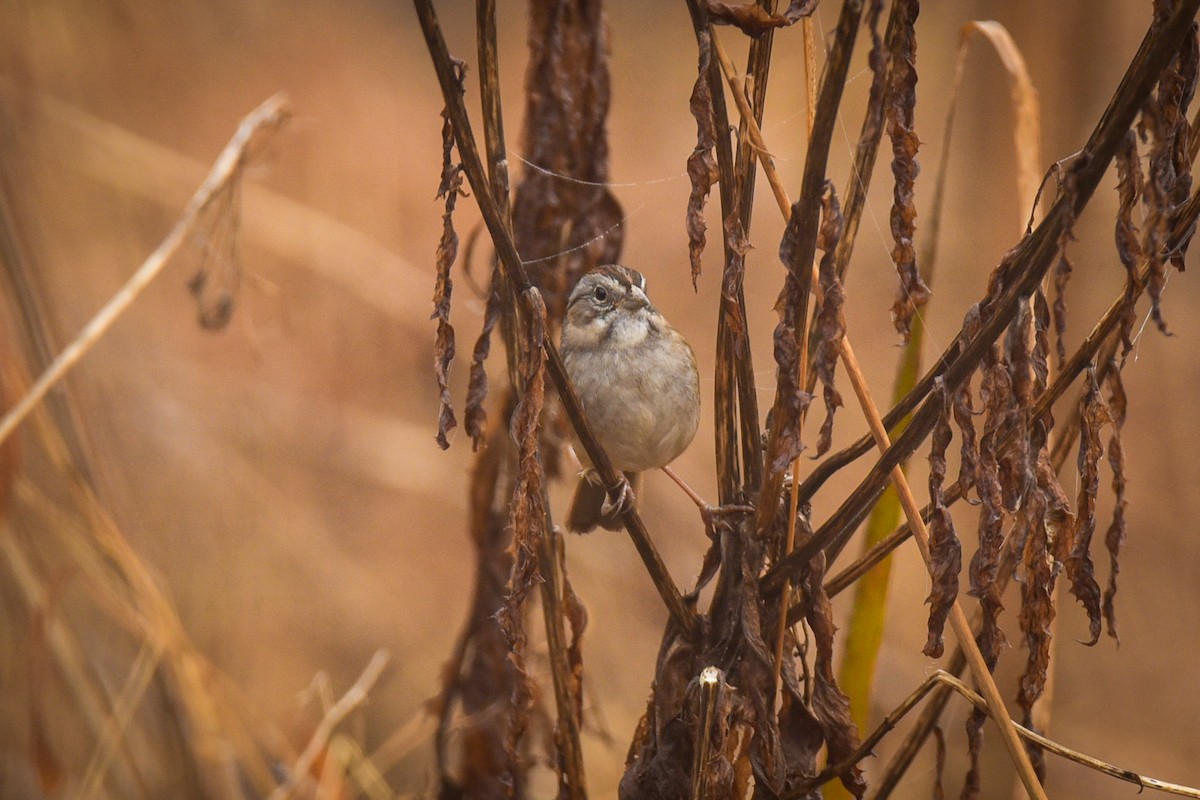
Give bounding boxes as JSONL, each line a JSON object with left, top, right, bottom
{"left": 186, "top": 179, "right": 243, "bottom": 331}
{"left": 561, "top": 562, "right": 589, "bottom": 721}
{"left": 923, "top": 379, "right": 960, "bottom": 659}
{"left": 426, "top": 2, "right": 620, "bottom": 796}
{"left": 686, "top": 28, "right": 719, "bottom": 287}
{"left": 797, "top": 550, "right": 866, "bottom": 798}
{"left": 623, "top": 507, "right": 863, "bottom": 799}
{"left": 1138, "top": 4, "right": 1198, "bottom": 333}
{"left": 621, "top": 622, "right": 702, "bottom": 799}
{"left": 885, "top": 1, "right": 928, "bottom": 338}
{"left": 951, "top": 307, "right": 982, "bottom": 496}
{"left": 706, "top": 0, "right": 818, "bottom": 36}
{"left": 433, "top": 67, "right": 467, "bottom": 450}
{"left": 812, "top": 184, "right": 846, "bottom": 457}
{"left": 1067, "top": 368, "right": 1108, "bottom": 646}
{"left": 772, "top": 194, "right": 819, "bottom": 476}
{"left": 416, "top": 1, "right": 1200, "bottom": 797}
{"left": 859, "top": 0, "right": 889, "bottom": 175}
{"left": 465, "top": 276, "right": 503, "bottom": 449}
{"left": 497, "top": 287, "right": 549, "bottom": 789}
{"left": 1051, "top": 229, "right": 1074, "bottom": 366}
{"left": 433, "top": 419, "right": 524, "bottom": 799}
{"left": 1102, "top": 362, "right": 1129, "bottom": 642}
{"left": 1019, "top": 452, "right": 1073, "bottom": 780}
{"left": 1114, "top": 129, "right": 1145, "bottom": 356}
{"left": 967, "top": 333, "right": 1010, "bottom": 669}
{"left": 511, "top": 0, "right": 623, "bottom": 320}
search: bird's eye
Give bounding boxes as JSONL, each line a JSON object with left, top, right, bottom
{"left": 593, "top": 285, "right": 609, "bottom": 303}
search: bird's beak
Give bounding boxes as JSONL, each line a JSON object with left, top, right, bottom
{"left": 621, "top": 289, "right": 650, "bottom": 311}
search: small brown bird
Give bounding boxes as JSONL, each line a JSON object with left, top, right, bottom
{"left": 560, "top": 265, "right": 700, "bottom": 533}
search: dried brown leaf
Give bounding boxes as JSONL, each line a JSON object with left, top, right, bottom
{"left": 512, "top": 0, "right": 623, "bottom": 317}
{"left": 970, "top": 348, "right": 1010, "bottom": 665}
{"left": 1102, "top": 362, "right": 1129, "bottom": 642}
{"left": 1002, "top": 309, "right": 1038, "bottom": 527}
{"left": 721, "top": 533, "right": 785, "bottom": 792}
{"left": 687, "top": 668, "right": 742, "bottom": 800}
{"left": 498, "top": 287, "right": 550, "bottom": 787}
{"left": 952, "top": 306, "right": 983, "bottom": 495}
{"left": 923, "top": 379, "right": 961, "bottom": 659}
{"left": 771, "top": 194, "right": 819, "bottom": 474}
{"left": 962, "top": 705, "right": 985, "bottom": 800}
{"left": 800, "top": 552, "right": 866, "bottom": 798}
{"left": 464, "top": 265, "right": 503, "bottom": 449}
{"left": 561, "top": 553, "right": 589, "bottom": 720}
{"left": 1052, "top": 229, "right": 1075, "bottom": 366}
{"left": 186, "top": 178, "right": 243, "bottom": 331}
{"left": 1114, "top": 129, "right": 1144, "bottom": 356}
{"left": 1137, "top": 15, "right": 1198, "bottom": 333}
{"left": 706, "top": 0, "right": 818, "bottom": 35}
{"left": 886, "top": 7, "right": 929, "bottom": 337}
{"left": 1016, "top": 484, "right": 1053, "bottom": 782}
{"left": 813, "top": 183, "right": 846, "bottom": 456}
{"left": 433, "top": 70, "right": 466, "bottom": 450}
{"left": 619, "top": 625, "right": 700, "bottom": 799}
{"left": 1067, "top": 367, "right": 1108, "bottom": 646}
{"left": 686, "top": 29, "right": 719, "bottom": 288}
{"left": 1009, "top": 449, "right": 1072, "bottom": 785}
{"left": 1031, "top": 290, "right": 1051, "bottom": 395}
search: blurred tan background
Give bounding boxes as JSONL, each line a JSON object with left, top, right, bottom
{"left": 1, "top": 1, "right": 1198, "bottom": 797}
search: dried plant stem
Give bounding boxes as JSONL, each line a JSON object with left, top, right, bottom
{"left": 267, "top": 650, "right": 390, "bottom": 800}
{"left": 802, "top": 17, "right": 818, "bottom": 132}
{"left": 0, "top": 506, "right": 148, "bottom": 798}
{"left": 0, "top": 94, "right": 289, "bottom": 449}
{"left": 535, "top": 528, "right": 588, "bottom": 799}
{"left": 772, "top": 0, "right": 1200, "bottom": 595}
{"left": 711, "top": 37, "right": 792, "bottom": 214}
{"left": 685, "top": 0, "right": 764, "bottom": 504}
{"left": 712, "top": 30, "right": 806, "bottom": 693}
{"left": 861, "top": 191, "right": 1196, "bottom": 794}
{"left": 940, "top": 672, "right": 1200, "bottom": 798}
{"left": 25, "top": 397, "right": 277, "bottom": 798}
{"left": 413, "top": 0, "right": 699, "bottom": 637}
{"left": 78, "top": 638, "right": 166, "bottom": 799}
{"left": 791, "top": 669, "right": 1200, "bottom": 799}
{"left": 712, "top": 36, "right": 1037, "bottom": 785}
{"left": 473, "top": 0, "right": 522, "bottom": 390}
{"left": 785, "top": 668, "right": 953, "bottom": 798}
{"left": 473, "top": 3, "right": 586, "bottom": 792}
{"left": 716, "top": 14, "right": 1046, "bottom": 793}
{"left": 754, "top": 0, "right": 863, "bottom": 549}
{"left": 690, "top": 666, "right": 722, "bottom": 800}
{"left": 817, "top": 173, "right": 1198, "bottom": 602}
{"left": 839, "top": 340, "right": 1048, "bottom": 800}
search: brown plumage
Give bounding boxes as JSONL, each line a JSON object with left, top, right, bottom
{"left": 560, "top": 265, "right": 700, "bottom": 532}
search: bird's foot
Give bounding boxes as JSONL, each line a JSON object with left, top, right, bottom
{"left": 600, "top": 475, "right": 636, "bottom": 519}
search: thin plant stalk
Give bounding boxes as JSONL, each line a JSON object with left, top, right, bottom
{"left": 713, "top": 31, "right": 1046, "bottom": 797}
{"left": 0, "top": 95, "right": 290, "bottom": 448}
{"left": 413, "top": 0, "right": 699, "bottom": 637}
{"left": 790, "top": 669, "right": 1200, "bottom": 799}
{"left": 474, "top": 2, "right": 587, "bottom": 793}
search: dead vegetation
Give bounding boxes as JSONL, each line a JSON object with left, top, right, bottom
{"left": 2, "top": 1, "right": 1200, "bottom": 799}
{"left": 422, "top": 1, "right": 1200, "bottom": 798}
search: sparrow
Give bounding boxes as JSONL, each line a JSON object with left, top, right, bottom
{"left": 560, "top": 265, "right": 700, "bottom": 532}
